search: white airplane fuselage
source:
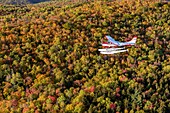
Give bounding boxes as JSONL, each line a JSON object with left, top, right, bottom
{"left": 102, "top": 42, "right": 135, "bottom": 47}
{"left": 102, "top": 35, "right": 137, "bottom": 47}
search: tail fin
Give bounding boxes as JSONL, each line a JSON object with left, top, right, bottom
{"left": 128, "top": 36, "right": 137, "bottom": 43}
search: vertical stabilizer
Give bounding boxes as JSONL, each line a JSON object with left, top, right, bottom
{"left": 128, "top": 36, "right": 137, "bottom": 44}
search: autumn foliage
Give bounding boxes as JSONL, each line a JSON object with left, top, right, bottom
{"left": 0, "top": 0, "right": 170, "bottom": 112}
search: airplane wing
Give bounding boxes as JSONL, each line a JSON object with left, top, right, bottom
{"left": 118, "top": 36, "right": 137, "bottom": 46}
{"left": 105, "top": 35, "right": 120, "bottom": 46}
{"left": 102, "top": 35, "right": 137, "bottom": 47}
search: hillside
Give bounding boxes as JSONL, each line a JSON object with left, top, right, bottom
{"left": 0, "top": 0, "right": 88, "bottom": 5}
{"left": 0, "top": 0, "right": 170, "bottom": 112}
{"left": 0, "top": 0, "right": 50, "bottom": 5}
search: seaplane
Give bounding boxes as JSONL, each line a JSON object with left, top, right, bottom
{"left": 99, "top": 35, "right": 137, "bottom": 54}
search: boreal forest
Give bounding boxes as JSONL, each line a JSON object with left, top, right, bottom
{"left": 0, "top": 0, "right": 170, "bottom": 112}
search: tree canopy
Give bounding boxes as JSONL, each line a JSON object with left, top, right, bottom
{"left": 0, "top": 0, "right": 170, "bottom": 112}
